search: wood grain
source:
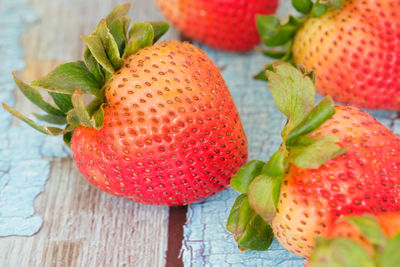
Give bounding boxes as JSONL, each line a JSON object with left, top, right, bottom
{"left": 2, "top": 0, "right": 182, "bottom": 266}
{"left": 0, "top": 158, "right": 169, "bottom": 267}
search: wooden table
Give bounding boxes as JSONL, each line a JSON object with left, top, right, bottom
{"left": 2, "top": 1, "right": 399, "bottom": 266}
{"left": 0, "top": 0, "right": 186, "bottom": 266}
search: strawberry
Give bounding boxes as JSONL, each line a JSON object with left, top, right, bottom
{"left": 2, "top": 3, "right": 248, "bottom": 205}
{"left": 309, "top": 213, "right": 400, "bottom": 266}
{"left": 226, "top": 63, "right": 400, "bottom": 258}
{"left": 255, "top": 0, "right": 400, "bottom": 111}
{"left": 155, "top": 0, "right": 279, "bottom": 52}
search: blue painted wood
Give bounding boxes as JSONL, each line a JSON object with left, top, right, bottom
{"left": 0, "top": 0, "right": 68, "bottom": 236}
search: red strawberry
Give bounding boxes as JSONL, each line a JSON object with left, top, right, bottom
{"left": 256, "top": 0, "right": 400, "bottom": 111}
{"left": 226, "top": 63, "right": 400, "bottom": 258}
{"left": 3, "top": 3, "right": 248, "bottom": 205}
{"left": 309, "top": 213, "right": 400, "bottom": 266}
{"left": 156, "top": 0, "right": 279, "bottom": 52}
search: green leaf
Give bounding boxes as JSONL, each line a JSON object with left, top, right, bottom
{"left": 230, "top": 160, "right": 266, "bottom": 194}
{"left": 254, "top": 68, "right": 269, "bottom": 81}
{"left": 289, "top": 135, "right": 347, "bottom": 169}
{"left": 63, "top": 131, "right": 73, "bottom": 147}
{"left": 83, "top": 48, "right": 105, "bottom": 85}
{"left": 31, "top": 61, "right": 102, "bottom": 97}
{"left": 33, "top": 113, "right": 67, "bottom": 125}
{"left": 328, "top": 0, "right": 345, "bottom": 9}
{"left": 83, "top": 51, "right": 104, "bottom": 81}
{"left": 2, "top": 103, "right": 68, "bottom": 136}
{"left": 292, "top": 0, "right": 313, "bottom": 14}
{"left": 226, "top": 195, "right": 274, "bottom": 251}
{"left": 121, "top": 16, "right": 131, "bottom": 36}
{"left": 149, "top": 21, "right": 170, "bottom": 43}
{"left": 286, "top": 97, "right": 335, "bottom": 146}
{"left": 260, "top": 50, "right": 287, "bottom": 59}
{"left": 262, "top": 150, "right": 286, "bottom": 177}
{"left": 66, "top": 109, "right": 80, "bottom": 127}
{"left": 108, "top": 18, "right": 128, "bottom": 54}
{"left": 124, "top": 22, "right": 154, "bottom": 59}
{"left": 311, "top": 2, "right": 331, "bottom": 17}
{"left": 256, "top": 15, "right": 280, "bottom": 40}
{"left": 257, "top": 15, "right": 302, "bottom": 47}
{"left": 71, "top": 89, "right": 104, "bottom": 130}
{"left": 292, "top": 136, "right": 317, "bottom": 146}
{"left": 227, "top": 194, "right": 247, "bottom": 233}
{"left": 309, "top": 237, "right": 375, "bottom": 267}
{"left": 377, "top": 232, "right": 400, "bottom": 267}
{"left": 13, "top": 73, "right": 64, "bottom": 116}
{"left": 288, "top": 15, "right": 305, "bottom": 27}
{"left": 345, "top": 215, "right": 388, "bottom": 247}
{"left": 86, "top": 97, "right": 103, "bottom": 115}
{"left": 91, "top": 104, "right": 105, "bottom": 129}
{"left": 248, "top": 174, "right": 282, "bottom": 222}
{"left": 105, "top": 2, "right": 131, "bottom": 25}
{"left": 266, "top": 63, "right": 316, "bottom": 138}
{"left": 71, "top": 89, "right": 92, "bottom": 127}
{"left": 49, "top": 92, "right": 73, "bottom": 113}
{"left": 94, "top": 19, "right": 124, "bottom": 70}
{"left": 263, "top": 23, "right": 298, "bottom": 47}
{"left": 81, "top": 35, "right": 115, "bottom": 75}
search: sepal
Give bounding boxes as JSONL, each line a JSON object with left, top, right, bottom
{"left": 226, "top": 194, "right": 274, "bottom": 251}
{"left": 124, "top": 23, "right": 154, "bottom": 59}
{"left": 2, "top": 103, "right": 71, "bottom": 136}
{"left": 286, "top": 96, "right": 335, "bottom": 145}
{"left": 31, "top": 61, "right": 102, "bottom": 97}
{"left": 93, "top": 19, "right": 125, "bottom": 69}
{"left": 81, "top": 35, "right": 116, "bottom": 75}
{"left": 345, "top": 215, "right": 387, "bottom": 247}
{"left": 230, "top": 160, "right": 266, "bottom": 194}
{"left": 71, "top": 88, "right": 104, "bottom": 130}
{"left": 377, "top": 232, "right": 400, "bottom": 267}
{"left": 292, "top": 0, "right": 313, "bottom": 14}
{"left": 289, "top": 135, "right": 347, "bottom": 169}
{"left": 248, "top": 174, "right": 282, "bottom": 222}
{"left": 33, "top": 113, "right": 67, "bottom": 125}
{"left": 308, "top": 237, "right": 375, "bottom": 267}
{"left": 13, "top": 73, "right": 64, "bottom": 116}
{"left": 266, "top": 63, "right": 316, "bottom": 138}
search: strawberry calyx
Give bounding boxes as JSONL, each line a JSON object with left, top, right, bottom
{"left": 2, "top": 2, "right": 169, "bottom": 146}
{"left": 227, "top": 62, "right": 347, "bottom": 251}
{"left": 309, "top": 214, "right": 400, "bottom": 267}
{"left": 254, "top": 0, "right": 347, "bottom": 81}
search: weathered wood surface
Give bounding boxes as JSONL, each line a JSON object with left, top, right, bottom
{"left": 0, "top": 0, "right": 180, "bottom": 266}
{"left": 0, "top": 159, "right": 169, "bottom": 267}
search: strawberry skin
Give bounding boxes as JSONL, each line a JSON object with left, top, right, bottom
{"left": 156, "top": 0, "right": 278, "bottom": 52}
{"left": 272, "top": 105, "right": 400, "bottom": 257}
{"left": 71, "top": 41, "right": 248, "bottom": 205}
{"left": 292, "top": 0, "right": 400, "bottom": 110}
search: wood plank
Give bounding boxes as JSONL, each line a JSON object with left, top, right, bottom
{"left": 1, "top": 0, "right": 183, "bottom": 266}
{"left": 0, "top": 158, "right": 169, "bottom": 267}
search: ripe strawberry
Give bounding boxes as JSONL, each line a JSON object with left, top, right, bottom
{"left": 3, "top": 3, "right": 248, "bottom": 205}
{"left": 156, "top": 0, "right": 279, "bottom": 52}
{"left": 226, "top": 63, "right": 400, "bottom": 258}
{"left": 309, "top": 213, "right": 400, "bottom": 266}
{"left": 256, "top": 0, "right": 400, "bottom": 111}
